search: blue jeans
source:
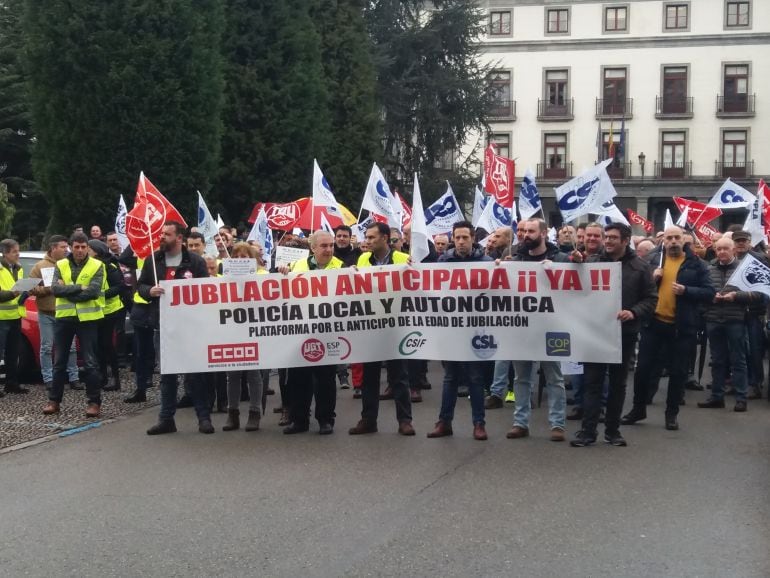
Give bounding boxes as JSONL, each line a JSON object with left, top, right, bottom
{"left": 512, "top": 360, "right": 566, "bottom": 430}
{"left": 489, "top": 360, "right": 512, "bottom": 399}
{"left": 708, "top": 321, "right": 748, "bottom": 402}
{"left": 159, "top": 373, "right": 211, "bottom": 422}
{"left": 50, "top": 319, "right": 100, "bottom": 404}
{"left": 38, "top": 312, "right": 78, "bottom": 384}
{"left": 439, "top": 361, "right": 485, "bottom": 426}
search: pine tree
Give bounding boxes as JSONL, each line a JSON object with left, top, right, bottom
{"left": 23, "top": 0, "right": 225, "bottom": 234}
{"left": 218, "top": 0, "right": 331, "bottom": 226}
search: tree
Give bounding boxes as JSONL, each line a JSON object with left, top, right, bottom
{"left": 24, "top": 0, "right": 225, "bottom": 234}
{"left": 0, "top": 0, "right": 46, "bottom": 246}
{"left": 217, "top": 0, "right": 331, "bottom": 226}
{"left": 315, "top": 0, "right": 380, "bottom": 209}
{"left": 0, "top": 182, "right": 16, "bottom": 237}
{"left": 365, "top": 0, "right": 492, "bottom": 202}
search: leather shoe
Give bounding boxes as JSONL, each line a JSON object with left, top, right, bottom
{"left": 147, "top": 420, "right": 177, "bottom": 435}
{"left": 484, "top": 395, "right": 503, "bottom": 409}
{"left": 283, "top": 422, "right": 309, "bottom": 434}
{"left": 278, "top": 409, "right": 291, "bottom": 427}
{"left": 318, "top": 422, "right": 334, "bottom": 435}
{"left": 621, "top": 408, "right": 647, "bottom": 425}
{"left": 198, "top": 419, "right": 215, "bottom": 434}
{"left": 398, "top": 421, "right": 415, "bottom": 436}
{"left": 5, "top": 385, "right": 29, "bottom": 394}
{"left": 506, "top": 426, "right": 529, "bottom": 439}
{"left": 348, "top": 419, "right": 377, "bottom": 435}
{"left": 410, "top": 388, "right": 423, "bottom": 403}
{"left": 664, "top": 415, "right": 679, "bottom": 430}
{"left": 42, "top": 401, "right": 60, "bottom": 415}
{"left": 123, "top": 390, "right": 147, "bottom": 404}
{"left": 473, "top": 423, "right": 488, "bottom": 441}
{"left": 550, "top": 428, "right": 565, "bottom": 442}
{"left": 697, "top": 397, "right": 725, "bottom": 408}
{"left": 566, "top": 407, "right": 583, "bottom": 420}
{"left": 734, "top": 400, "right": 747, "bottom": 412}
{"left": 85, "top": 403, "right": 101, "bottom": 418}
{"left": 68, "top": 381, "right": 85, "bottom": 391}
{"left": 427, "top": 420, "right": 453, "bottom": 438}
{"left": 353, "top": 389, "right": 362, "bottom": 399}
{"left": 379, "top": 387, "right": 394, "bottom": 400}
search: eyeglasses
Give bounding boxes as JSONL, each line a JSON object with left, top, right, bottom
{"left": 389, "top": 238, "right": 400, "bottom": 245}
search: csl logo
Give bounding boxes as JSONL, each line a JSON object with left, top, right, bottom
{"left": 208, "top": 343, "right": 259, "bottom": 364}
{"left": 546, "top": 332, "right": 571, "bottom": 356}
{"left": 301, "top": 338, "right": 325, "bottom": 362}
{"left": 471, "top": 332, "right": 498, "bottom": 359}
{"left": 557, "top": 177, "right": 600, "bottom": 211}
{"left": 399, "top": 331, "right": 426, "bottom": 356}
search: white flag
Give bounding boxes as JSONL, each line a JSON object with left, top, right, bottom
{"left": 664, "top": 208, "right": 674, "bottom": 230}
{"left": 472, "top": 186, "right": 487, "bottom": 227}
{"left": 115, "top": 195, "right": 129, "bottom": 251}
{"left": 708, "top": 178, "right": 757, "bottom": 209}
{"left": 248, "top": 207, "right": 274, "bottom": 256}
{"left": 312, "top": 158, "right": 342, "bottom": 218}
{"left": 352, "top": 215, "right": 374, "bottom": 243}
{"left": 676, "top": 206, "right": 690, "bottom": 228}
{"left": 361, "top": 163, "right": 401, "bottom": 230}
{"left": 547, "top": 227, "right": 557, "bottom": 244}
{"left": 319, "top": 212, "right": 334, "bottom": 234}
{"left": 425, "top": 182, "right": 464, "bottom": 236}
{"left": 554, "top": 159, "right": 616, "bottom": 223}
{"left": 519, "top": 168, "right": 542, "bottom": 220}
{"left": 476, "top": 199, "right": 514, "bottom": 233}
{"left": 596, "top": 200, "right": 630, "bottom": 226}
{"left": 726, "top": 254, "right": 770, "bottom": 297}
{"left": 216, "top": 214, "right": 225, "bottom": 229}
{"left": 742, "top": 185, "right": 766, "bottom": 246}
{"left": 410, "top": 174, "right": 430, "bottom": 264}
{"left": 198, "top": 192, "right": 220, "bottom": 256}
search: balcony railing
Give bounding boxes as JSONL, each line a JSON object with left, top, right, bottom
{"left": 595, "top": 98, "right": 633, "bottom": 119}
{"left": 655, "top": 96, "right": 694, "bottom": 119}
{"left": 716, "top": 94, "right": 756, "bottom": 117}
{"left": 537, "top": 162, "right": 573, "bottom": 180}
{"left": 488, "top": 99, "right": 516, "bottom": 120}
{"left": 537, "top": 98, "right": 574, "bottom": 121}
{"left": 654, "top": 160, "right": 692, "bottom": 179}
{"left": 604, "top": 162, "right": 632, "bottom": 180}
{"left": 715, "top": 160, "right": 754, "bottom": 179}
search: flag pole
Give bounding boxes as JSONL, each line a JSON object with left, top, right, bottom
{"left": 141, "top": 190, "right": 161, "bottom": 288}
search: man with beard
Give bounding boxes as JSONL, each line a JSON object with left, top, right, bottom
{"left": 571, "top": 223, "right": 657, "bottom": 447}
{"left": 622, "top": 226, "right": 714, "bottom": 431}
{"left": 333, "top": 225, "right": 361, "bottom": 267}
{"left": 140, "top": 222, "right": 212, "bottom": 435}
{"left": 485, "top": 227, "right": 513, "bottom": 260}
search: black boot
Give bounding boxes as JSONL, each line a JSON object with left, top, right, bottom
{"left": 103, "top": 375, "right": 121, "bottom": 392}
{"left": 222, "top": 409, "right": 240, "bottom": 431}
{"left": 621, "top": 406, "right": 647, "bottom": 425}
{"left": 124, "top": 389, "right": 147, "bottom": 403}
{"left": 244, "top": 410, "right": 260, "bottom": 431}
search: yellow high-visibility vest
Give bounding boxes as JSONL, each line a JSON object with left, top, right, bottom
{"left": 55, "top": 257, "right": 105, "bottom": 322}
{"left": 0, "top": 264, "right": 26, "bottom": 320}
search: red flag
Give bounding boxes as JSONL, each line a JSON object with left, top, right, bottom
{"left": 759, "top": 180, "right": 770, "bottom": 239}
{"left": 125, "top": 173, "right": 187, "bottom": 259}
{"left": 484, "top": 144, "right": 515, "bottom": 208}
{"left": 673, "top": 197, "right": 722, "bottom": 226}
{"left": 626, "top": 208, "right": 653, "bottom": 233}
{"left": 693, "top": 222, "right": 719, "bottom": 247}
{"left": 395, "top": 191, "right": 412, "bottom": 228}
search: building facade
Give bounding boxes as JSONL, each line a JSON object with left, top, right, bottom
{"left": 467, "top": 0, "right": 770, "bottom": 229}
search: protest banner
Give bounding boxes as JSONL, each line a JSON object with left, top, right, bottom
{"left": 221, "top": 258, "right": 258, "bottom": 277}
{"left": 160, "top": 262, "right": 621, "bottom": 373}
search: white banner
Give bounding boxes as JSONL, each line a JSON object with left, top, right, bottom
{"left": 159, "top": 262, "right": 622, "bottom": 372}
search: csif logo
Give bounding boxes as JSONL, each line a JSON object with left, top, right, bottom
{"left": 546, "top": 332, "right": 571, "bottom": 356}
{"left": 301, "top": 338, "right": 325, "bottom": 363}
{"left": 399, "top": 331, "right": 427, "bottom": 356}
{"left": 470, "top": 332, "right": 498, "bottom": 359}
{"left": 208, "top": 343, "right": 259, "bottom": 364}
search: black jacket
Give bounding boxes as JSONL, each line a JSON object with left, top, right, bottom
{"left": 704, "top": 258, "right": 765, "bottom": 324}
{"left": 738, "top": 250, "right": 770, "bottom": 319}
{"left": 511, "top": 241, "right": 569, "bottom": 263}
{"left": 588, "top": 246, "right": 658, "bottom": 335}
{"left": 438, "top": 246, "right": 492, "bottom": 263}
{"left": 132, "top": 247, "right": 208, "bottom": 329}
{"left": 334, "top": 245, "right": 361, "bottom": 268}
{"left": 658, "top": 245, "right": 715, "bottom": 334}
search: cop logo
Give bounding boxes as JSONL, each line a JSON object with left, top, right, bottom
{"left": 399, "top": 331, "right": 426, "bottom": 356}
{"left": 301, "top": 338, "right": 325, "bottom": 363}
{"left": 471, "top": 331, "right": 498, "bottom": 359}
{"left": 546, "top": 332, "right": 571, "bottom": 356}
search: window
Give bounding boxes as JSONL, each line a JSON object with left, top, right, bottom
{"left": 723, "top": 64, "right": 749, "bottom": 111}
{"left": 489, "top": 133, "right": 510, "bottom": 159}
{"left": 546, "top": 69, "right": 568, "bottom": 108}
{"left": 489, "top": 11, "right": 512, "bottom": 36}
{"left": 661, "top": 131, "right": 686, "bottom": 177}
{"left": 602, "top": 68, "right": 627, "bottom": 115}
{"left": 722, "top": 130, "right": 748, "bottom": 176}
{"left": 604, "top": 6, "right": 628, "bottom": 32}
{"left": 662, "top": 66, "right": 688, "bottom": 113}
{"left": 546, "top": 8, "right": 569, "bottom": 34}
{"left": 664, "top": 3, "right": 689, "bottom": 31}
{"left": 725, "top": 1, "right": 750, "bottom": 28}
{"left": 543, "top": 133, "right": 567, "bottom": 178}
{"left": 488, "top": 70, "right": 512, "bottom": 117}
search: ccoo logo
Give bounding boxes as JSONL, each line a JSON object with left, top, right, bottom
{"left": 720, "top": 189, "right": 745, "bottom": 204}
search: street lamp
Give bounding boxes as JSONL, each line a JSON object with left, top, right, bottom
{"left": 638, "top": 152, "right": 646, "bottom": 181}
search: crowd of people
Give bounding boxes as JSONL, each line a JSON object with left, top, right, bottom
{"left": 0, "top": 215, "right": 767, "bottom": 447}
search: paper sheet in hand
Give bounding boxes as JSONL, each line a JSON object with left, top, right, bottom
{"left": 12, "top": 278, "right": 42, "bottom": 292}
{"left": 221, "top": 258, "right": 258, "bottom": 277}
{"left": 275, "top": 247, "right": 309, "bottom": 268}
{"left": 41, "top": 268, "right": 55, "bottom": 287}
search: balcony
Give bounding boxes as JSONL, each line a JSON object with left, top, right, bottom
{"left": 537, "top": 162, "right": 573, "bottom": 180}
{"left": 537, "top": 98, "right": 574, "bottom": 121}
{"left": 655, "top": 96, "right": 694, "bottom": 119}
{"left": 715, "top": 160, "right": 754, "bottom": 179}
{"left": 654, "top": 160, "right": 692, "bottom": 179}
{"left": 604, "top": 162, "right": 632, "bottom": 180}
{"left": 487, "top": 99, "right": 516, "bottom": 121}
{"left": 595, "top": 98, "right": 633, "bottom": 120}
{"left": 716, "top": 94, "right": 756, "bottom": 117}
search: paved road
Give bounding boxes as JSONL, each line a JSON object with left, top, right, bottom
{"left": 0, "top": 365, "right": 768, "bottom": 577}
